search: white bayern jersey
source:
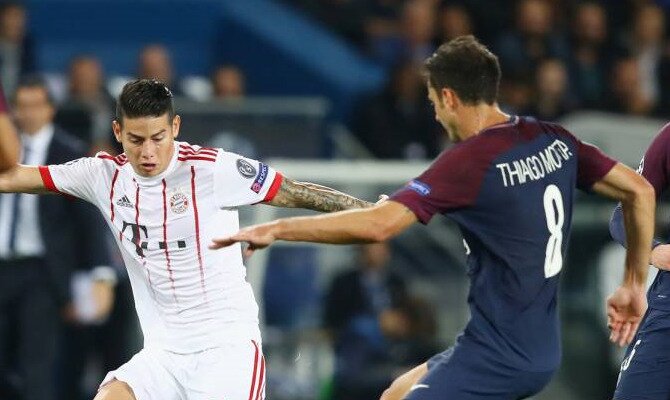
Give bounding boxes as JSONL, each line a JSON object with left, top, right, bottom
{"left": 38, "top": 141, "right": 283, "bottom": 353}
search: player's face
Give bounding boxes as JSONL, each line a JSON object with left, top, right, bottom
{"left": 427, "top": 86, "right": 460, "bottom": 142}
{"left": 112, "top": 113, "right": 181, "bottom": 177}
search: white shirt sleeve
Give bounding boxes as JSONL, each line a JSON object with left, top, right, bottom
{"left": 39, "top": 156, "right": 105, "bottom": 204}
{"left": 214, "top": 151, "right": 283, "bottom": 208}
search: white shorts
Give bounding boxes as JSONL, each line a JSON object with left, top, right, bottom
{"left": 100, "top": 340, "right": 266, "bottom": 400}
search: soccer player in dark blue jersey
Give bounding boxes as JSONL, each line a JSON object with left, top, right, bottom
{"left": 610, "top": 124, "right": 670, "bottom": 400}
{"left": 212, "top": 36, "right": 655, "bottom": 400}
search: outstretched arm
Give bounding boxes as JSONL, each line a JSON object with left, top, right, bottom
{"left": 0, "top": 165, "right": 49, "bottom": 194}
{"left": 0, "top": 101, "right": 19, "bottom": 172}
{"left": 593, "top": 163, "right": 655, "bottom": 346}
{"left": 210, "top": 200, "right": 418, "bottom": 256}
{"left": 265, "top": 178, "right": 373, "bottom": 212}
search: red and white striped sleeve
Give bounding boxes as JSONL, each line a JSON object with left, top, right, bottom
{"left": 38, "top": 156, "right": 106, "bottom": 204}
{"left": 214, "top": 150, "right": 283, "bottom": 208}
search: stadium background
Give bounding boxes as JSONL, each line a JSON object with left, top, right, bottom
{"left": 3, "top": 0, "right": 670, "bottom": 398}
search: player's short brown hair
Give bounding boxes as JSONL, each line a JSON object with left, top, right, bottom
{"left": 116, "top": 79, "right": 175, "bottom": 125}
{"left": 423, "top": 35, "right": 501, "bottom": 105}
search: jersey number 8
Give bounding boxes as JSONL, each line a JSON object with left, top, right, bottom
{"left": 543, "top": 184, "right": 565, "bottom": 278}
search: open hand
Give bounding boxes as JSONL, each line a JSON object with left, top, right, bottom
{"left": 209, "top": 223, "right": 276, "bottom": 257}
{"left": 606, "top": 285, "right": 647, "bottom": 347}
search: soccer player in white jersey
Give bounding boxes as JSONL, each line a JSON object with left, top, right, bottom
{"left": 0, "top": 79, "right": 372, "bottom": 400}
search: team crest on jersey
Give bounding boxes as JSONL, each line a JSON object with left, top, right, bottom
{"left": 169, "top": 191, "right": 189, "bottom": 214}
{"left": 236, "top": 159, "right": 257, "bottom": 179}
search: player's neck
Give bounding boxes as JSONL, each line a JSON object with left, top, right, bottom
{"left": 457, "top": 104, "right": 510, "bottom": 141}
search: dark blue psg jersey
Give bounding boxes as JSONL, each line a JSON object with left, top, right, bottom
{"left": 392, "top": 116, "right": 616, "bottom": 371}
{"left": 611, "top": 123, "right": 670, "bottom": 312}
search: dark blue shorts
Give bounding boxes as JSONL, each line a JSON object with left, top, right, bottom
{"left": 405, "top": 343, "right": 554, "bottom": 400}
{"left": 614, "top": 308, "right": 670, "bottom": 400}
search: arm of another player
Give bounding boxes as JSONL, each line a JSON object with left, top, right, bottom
{"left": 0, "top": 113, "right": 19, "bottom": 172}
{"left": 592, "top": 163, "right": 655, "bottom": 346}
{"left": 0, "top": 164, "right": 49, "bottom": 194}
{"left": 265, "top": 177, "right": 374, "bottom": 211}
{"left": 210, "top": 200, "right": 418, "bottom": 256}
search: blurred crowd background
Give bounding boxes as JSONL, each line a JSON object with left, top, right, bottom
{"left": 1, "top": 0, "right": 669, "bottom": 399}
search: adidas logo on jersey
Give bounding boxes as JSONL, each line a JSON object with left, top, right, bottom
{"left": 116, "top": 195, "right": 134, "bottom": 208}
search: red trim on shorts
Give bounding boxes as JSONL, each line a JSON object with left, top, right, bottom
{"left": 255, "top": 354, "right": 266, "bottom": 400}
{"left": 263, "top": 173, "right": 283, "bottom": 202}
{"left": 38, "top": 165, "right": 60, "bottom": 193}
{"left": 162, "top": 179, "right": 178, "bottom": 303}
{"left": 248, "top": 340, "right": 260, "bottom": 400}
{"left": 191, "top": 166, "right": 207, "bottom": 298}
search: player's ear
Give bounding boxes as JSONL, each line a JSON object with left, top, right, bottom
{"left": 443, "top": 89, "right": 459, "bottom": 110}
{"left": 112, "top": 120, "right": 122, "bottom": 143}
{"left": 172, "top": 115, "right": 181, "bottom": 139}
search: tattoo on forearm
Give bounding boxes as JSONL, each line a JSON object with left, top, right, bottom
{"left": 271, "top": 179, "right": 372, "bottom": 212}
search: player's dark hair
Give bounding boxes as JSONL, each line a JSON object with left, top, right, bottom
{"left": 423, "top": 35, "right": 501, "bottom": 105}
{"left": 116, "top": 78, "right": 174, "bottom": 125}
{"left": 12, "top": 74, "right": 54, "bottom": 105}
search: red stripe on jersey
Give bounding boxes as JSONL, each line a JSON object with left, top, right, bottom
{"left": 162, "top": 179, "right": 178, "bottom": 304}
{"left": 178, "top": 156, "right": 217, "bottom": 162}
{"left": 180, "top": 143, "right": 216, "bottom": 151}
{"left": 255, "top": 355, "right": 266, "bottom": 400}
{"left": 134, "top": 185, "right": 141, "bottom": 248}
{"left": 258, "top": 380, "right": 266, "bottom": 400}
{"left": 190, "top": 166, "right": 207, "bottom": 299}
{"left": 97, "top": 154, "right": 128, "bottom": 166}
{"left": 248, "top": 340, "right": 260, "bottom": 400}
{"left": 263, "top": 172, "right": 284, "bottom": 202}
{"left": 38, "top": 165, "right": 61, "bottom": 193}
{"left": 109, "top": 169, "right": 120, "bottom": 223}
{"left": 134, "top": 183, "right": 155, "bottom": 296}
{"left": 178, "top": 148, "right": 218, "bottom": 156}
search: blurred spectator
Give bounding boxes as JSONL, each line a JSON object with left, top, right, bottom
{"left": 0, "top": 2, "right": 34, "bottom": 95}
{"left": 607, "top": 56, "right": 654, "bottom": 116}
{"left": 370, "top": 0, "right": 436, "bottom": 67}
{"left": 137, "top": 44, "right": 181, "bottom": 95}
{"left": 0, "top": 77, "right": 112, "bottom": 400}
{"left": 569, "top": 1, "right": 610, "bottom": 108}
{"left": 625, "top": 4, "right": 666, "bottom": 111}
{"left": 495, "top": 0, "right": 569, "bottom": 77}
{"left": 352, "top": 59, "right": 440, "bottom": 159}
{"left": 212, "top": 64, "right": 245, "bottom": 99}
{"left": 324, "top": 243, "right": 436, "bottom": 400}
{"left": 498, "top": 72, "right": 533, "bottom": 115}
{"left": 527, "top": 58, "right": 575, "bottom": 121}
{"left": 436, "top": 3, "right": 474, "bottom": 44}
{"left": 58, "top": 55, "right": 115, "bottom": 152}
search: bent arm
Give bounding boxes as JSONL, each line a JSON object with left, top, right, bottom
{"left": 266, "top": 177, "right": 373, "bottom": 212}
{"left": 0, "top": 165, "right": 49, "bottom": 194}
{"left": 0, "top": 114, "right": 19, "bottom": 172}
{"left": 593, "top": 163, "right": 655, "bottom": 287}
